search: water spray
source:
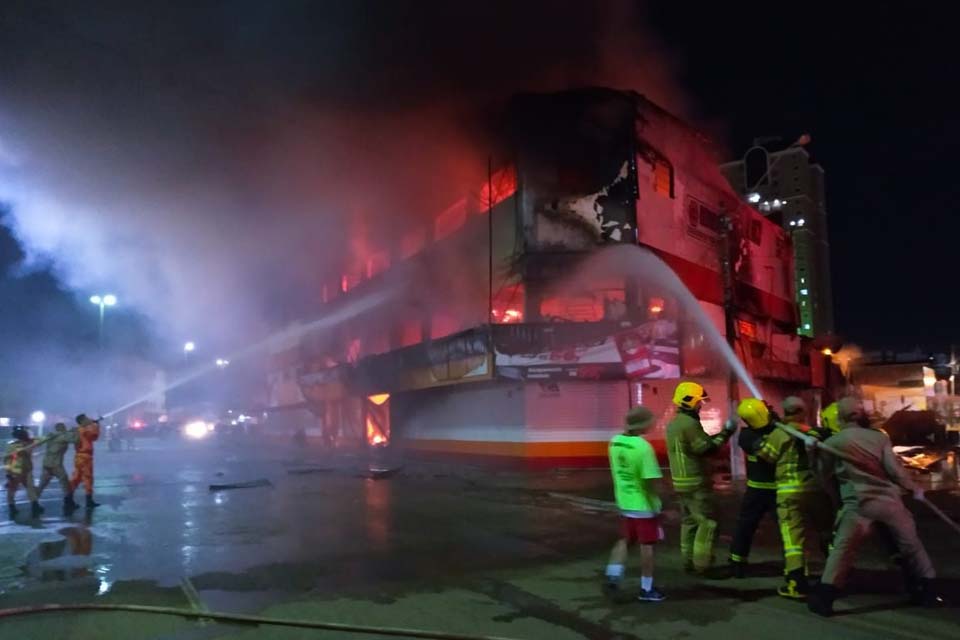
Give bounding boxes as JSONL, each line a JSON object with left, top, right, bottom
{"left": 102, "top": 288, "right": 396, "bottom": 418}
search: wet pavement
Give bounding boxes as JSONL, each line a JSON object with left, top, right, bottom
{"left": 1, "top": 437, "right": 959, "bottom": 639}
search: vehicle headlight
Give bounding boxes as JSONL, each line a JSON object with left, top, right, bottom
{"left": 184, "top": 421, "right": 210, "bottom": 439}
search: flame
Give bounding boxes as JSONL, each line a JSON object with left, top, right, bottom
{"left": 366, "top": 415, "right": 387, "bottom": 446}
{"left": 368, "top": 393, "right": 390, "bottom": 406}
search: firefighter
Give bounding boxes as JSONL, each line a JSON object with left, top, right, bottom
{"left": 807, "top": 397, "right": 943, "bottom": 616}
{"left": 666, "top": 381, "right": 737, "bottom": 574}
{"left": 820, "top": 402, "right": 840, "bottom": 436}
{"left": 37, "top": 422, "right": 80, "bottom": 509}
{"left": 70, "top": 414, "right": 101, "bottom": 509}
{"left": 4, "top": 426, "right": 48, "bottom": 517}
{"left": 728, "top": 398, "right": 778, "bottom": 578}
{"left": 753, "top": 396, "right": 833, "bottom": 599}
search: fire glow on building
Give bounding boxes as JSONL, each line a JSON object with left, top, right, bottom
{"left": 266, "top": 88, "right": 813, "bottom": 467}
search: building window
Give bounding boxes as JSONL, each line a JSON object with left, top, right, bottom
{"left": 653, "top": 160, "right": 673, "bottom": 198}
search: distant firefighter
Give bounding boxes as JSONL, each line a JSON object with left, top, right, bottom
{"left": 37, "top": 422, "right": 80, "bottom": 510}
{"left": 70, "top": 414, "right": 102, "bottom": 509}
{"left": 4, "top": 426, "right": 52, "bottom": 517}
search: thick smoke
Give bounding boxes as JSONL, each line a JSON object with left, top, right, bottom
{"left": 0, "top": 1, "right": 684, "bottom": 352}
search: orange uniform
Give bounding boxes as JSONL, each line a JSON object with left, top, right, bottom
{"left": 70, "top": 422, "right": 100, "bottom": 495}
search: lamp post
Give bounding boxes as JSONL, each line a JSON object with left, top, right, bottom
{"left": 90, "top": 294, "right": 117, "bottom": 348}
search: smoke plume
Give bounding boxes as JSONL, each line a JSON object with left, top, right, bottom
{"left": 0, "top": 0, "right": 685, "bottom": 352}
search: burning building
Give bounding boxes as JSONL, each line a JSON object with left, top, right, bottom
{"left": 266, "top": 88, "right": 809, "bottom": 467}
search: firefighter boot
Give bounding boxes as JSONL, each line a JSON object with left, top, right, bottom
{"left": 64, "top": 493, "right": 79, "bottom": 511}
{"left": 910, "top": 578, "right": 946, "bottom": 607}
{"left": 777, "top": 569, "right": 808, "bottom": 600}
{"left": 807, "top": 583, "right": 836, "bottom": 617}
{"left": 729, "top": 560, "right": 747, "bottom": 579}
{"left": 30, "top": 501, "right": 44, "bottom": 517}
{"left": 85, "top": 494, "right": 101, "bottom": 509}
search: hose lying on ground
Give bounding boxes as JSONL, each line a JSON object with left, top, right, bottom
{"left": 0, "top": 603, "right": 520, "bottom": 640}
{"left": 774, "top": 421, "right": 960, "bottom": 535}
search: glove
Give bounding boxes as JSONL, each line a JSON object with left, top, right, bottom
{"left": 723, "top": 418, "right": 738, "bottom": 433}
{"left": 913, "top": 488, "right": 925, "bottom": 502}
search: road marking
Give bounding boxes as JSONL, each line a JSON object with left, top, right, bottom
{"left": 179, "top": 577, "right": 210, "bottom": 626}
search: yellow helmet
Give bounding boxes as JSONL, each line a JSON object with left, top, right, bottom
{"left": 673, "top": 381, "right": 709, "bottom": 410}
{"left": 737, "top": 398, "right": 771, "bottom": 429}
{"left": 820, "top": 402, "right": 840, "bottom": 434}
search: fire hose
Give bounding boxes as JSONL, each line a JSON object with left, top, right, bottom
{"left": 0, "top": 602, "right": 520, "bottom": 640}
{"left": 774, "top": 421, "right": 960, "bottom": 535}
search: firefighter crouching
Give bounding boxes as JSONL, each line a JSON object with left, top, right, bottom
{"left": 728, "top": 398, "right": 779, "bottom": 578}
{"left": 666, "top": 382, "right": 737, "bottom": 574}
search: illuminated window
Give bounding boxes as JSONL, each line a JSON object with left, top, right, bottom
{"left": 737, "top": 319, "right": 758, "bottom": 340}
{"left": 480, "top": 166, "right": 518, "bottom": 210}
{"left": 653, "top": 160, "right": 673, "bottom": 197}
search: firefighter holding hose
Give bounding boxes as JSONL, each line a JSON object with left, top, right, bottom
{"left": 666, "top": 381, "right": 737, "bottom": 574}
{"left": 5, "top": 426, "right": 53, "bottom": 517}
{"left": 728, "top": 398, "right": 779, "bottom": 578}
{"left": 750, "top": 396, "right": 833, "bottom": 599}
{"left": 807, "top": 397, "right": 943, "bottom": 615}
{"left": 70, "top": 414, "right": 101, "bottom": 509}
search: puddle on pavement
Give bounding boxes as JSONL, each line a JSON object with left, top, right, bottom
{"left": 20, "top": 525, "right": 111, "bottom": 590}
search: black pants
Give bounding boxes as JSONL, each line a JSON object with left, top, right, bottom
{"left": 729, "top": 486, "right": 778, "bottom": 563}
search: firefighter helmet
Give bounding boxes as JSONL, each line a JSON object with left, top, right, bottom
{"left": 820, "top": 402, "right": 840, "bottom": 434}
{"left": 11, "top": 426, "right": 30, "bottom": 441}
{"left": 737, "top": 398, "right": 771, "bottom": 429}
{"left": 673, "top": 382, "right": 709, "bottom": 410}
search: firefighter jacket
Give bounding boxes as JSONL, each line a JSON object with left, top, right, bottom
{"left": 819, "top": 425, "right": 915, "bottom": 506}
{"left": 667, "top": 409, "right": 732, "bottom": 492}
{"left": 757, "top": 423, "right": 818, "bottom": 495}
{"left": 75, "top": 423, "right": 100, "bottom": 456}
{"left": 4, "top": 440, "right": 35, "bottom": 475}
{"left": 738, "top": 423, "right": 777, "bottom": 490}
{"left": 43, "top": 430, "right": 78, "bottom": 467}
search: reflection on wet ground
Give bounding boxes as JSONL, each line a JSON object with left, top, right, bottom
{"left": 1, "top": 437, "right": 957, "bottom": 640}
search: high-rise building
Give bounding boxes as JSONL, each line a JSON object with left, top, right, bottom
{"left": 721, "top": 142, "right": 833, "bottom": 337}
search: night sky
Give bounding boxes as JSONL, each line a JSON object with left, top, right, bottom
{"left": 1, "top": 1, "right": 955, "bottom": 367}
{"left": 646, "top": 4, "right": 957, "bottom": 348}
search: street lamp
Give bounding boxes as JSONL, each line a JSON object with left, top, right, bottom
{"left": 90, "top": 294, "right": 117, "bottom": 348}
{"left": 184, "top": 341, "right": 196, "bottom": 353}
{"left": 215, "top": 358, "right": 230, "bottom": 368}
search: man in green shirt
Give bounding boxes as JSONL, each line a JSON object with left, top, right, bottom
{"left": 37, "top": 422, "right": 79, "bottom": 509}
{"left": 605, "top": 405, "right": 666, "bottom": 602}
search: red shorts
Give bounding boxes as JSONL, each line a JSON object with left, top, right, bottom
{"left": 621, "top": 516, "right": 663, "bottom": 545}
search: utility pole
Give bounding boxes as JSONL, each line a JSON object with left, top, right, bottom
{"left": 488, "top": 156, "right": 494, "bottom": 324}
{"left": 720, "top": 209, "right": 745, "bottom": 480}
